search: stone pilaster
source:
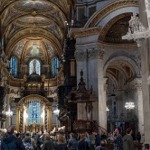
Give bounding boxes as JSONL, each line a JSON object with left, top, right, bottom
{"left": 16, "top": 108, "right": 19, "bottom": 132}
{"left": 135, "top": 0, "right": 150, "bottom": 143}
{"left": 136, "top": 81, "right": 144, "bottom": 137}
{"left": 139, "top": 38, "right": 150, "bottom": 143}
{"left": 47, "top": 106, "right": 52, "bottom": 131}
{"left": 97, "top": 47, "right": 107, "bottom": 130}
{"left": 130, "top": 78, "right": 144, "bottom": 135}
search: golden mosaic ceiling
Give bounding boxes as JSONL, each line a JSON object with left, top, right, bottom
{"left": 1, "top": 0, "right": 73, "bottom": 62}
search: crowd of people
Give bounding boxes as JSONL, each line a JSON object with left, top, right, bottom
{"left": 0, "top": 126, "right": 148, "bottom": 150}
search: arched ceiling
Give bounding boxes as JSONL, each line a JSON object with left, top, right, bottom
{"left": 106, "top": 59, "right": 135, "bottom": 94}
{"left": 1, "top": 0, "right": 73, "bottom": 62}
{"left": 103, "top": 16, "right": 135, "bottom": 44}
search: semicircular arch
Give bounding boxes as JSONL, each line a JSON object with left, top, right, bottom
{"left": 99, "top": 13, "right": 132, "bottom": 41}
{"left": 1, "top": 0, "right": 67, "bottom": 21}
{"left": 84, "top": 0, "right": 138, "bottom": 28}
{"left": 106, "top": 72, "right": 118, "bottom": 88}
{"left": 17, "top": 94, "right": 51, "bottom": 106}
{"left": 104, "top": 55, "right": 140, "bottom": 77}
{"left": 3, "top": 14, "right": 64, "bottom": 37}
{"left": 6, "top": 28, "right": 62, "bottom": 58}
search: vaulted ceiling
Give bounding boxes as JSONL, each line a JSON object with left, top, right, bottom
{"left": 1, "top": 0, "right": 74, "bottom": 63}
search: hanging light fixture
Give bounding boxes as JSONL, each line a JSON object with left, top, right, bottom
{"left": 124, "top": 102, "right": 135, "bottom": 110}
{"left": 2, "top": 105, "right": 13, "bottom": 117}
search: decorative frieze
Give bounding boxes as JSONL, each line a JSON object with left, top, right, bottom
{"left": 75, "top": 51, "right": 87, "bottom": 61}
{"left": 75, "top": 47, "right": 105, "bottom": 61}
{"left": 72, "top": 27, "right": 101, "bottom": 38}
{"left": 85, "top": 0, "right": 138, "bottom": 28}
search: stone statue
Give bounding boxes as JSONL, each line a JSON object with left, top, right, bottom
{"left": 128, "top": 13, "right": 138, "bottom": 33}
{"left": 85, "top": 102, "right": 93, "bottom": 121}
{"left": 128, "top": 13, "right": 146, "bottom": 34}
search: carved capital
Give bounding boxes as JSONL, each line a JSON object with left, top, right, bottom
{"left": 73, "top": 27, "right": 101, "bottom": 38}
{"left": 88, "top": 49, "right": 98, "bottom": 59}
{"left": 75, "top": 51, "right": 87, "bottom": 61}
{"left": 75, "top": 47, "right": 105, "bottom": 61}
{"left": 98, "top": 49, "right": 105, "bottom": 59}
{"left": 94, "top": 47, "right": 105, "bottom": 59}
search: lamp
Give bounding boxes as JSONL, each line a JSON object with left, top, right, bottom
{"left": 53, "top": 108, "right": 60, "bottom": 116}
{"left": 2, "top": 105, "right": 13, "bottom": 117}
{"left": 124, "top": 102, "right": 135, "bottom": 110}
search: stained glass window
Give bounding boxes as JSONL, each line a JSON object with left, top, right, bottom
{"left": 29, "top": 59, "right": 41, "bottom": 75}
{"left": 28, "top": 102, "right": 41, "bottom": 125}
{"left": 10, "top": 56, "right": 18, "bottom": 77}
{"left": 51, "top": 56, "right": 59, "bottom": 77}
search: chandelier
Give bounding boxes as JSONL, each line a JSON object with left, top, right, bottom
{"left": 2, "top": 105, "right": 13, "bottom": 117}
{"left": 124, "top": 102, "right": 135, "bottom": 110}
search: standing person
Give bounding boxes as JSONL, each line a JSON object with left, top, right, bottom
{"left": 35, "top": 132, "right": 43, "bottom": 150}
{"left": 78, "top": 133, "right": 90, "bottom": 150}
{"left": 23, "top": 132, "right": 34, "bottom": 150}
{"left": 95, "top": 140, "right": 108, "bottom": 150}
{"left": 1, "top": 126, "right": 25, "bottom": 150}
{"left": 136, "top": 131, "right": 141, "bottom": 143}
{"left": 89, "top": 132, "right": 95, "bottom": 150}
{"left": 123, "top": 128, "right": 134, "bottom": 150}
{"left": 68, "top": 133, "right": 78, "bottom": 150}
{"left": 144, "top": 143, "right": 149, "bottom": 150}
{"left": 95, "top": 132, "right": 101, "bottom": 147}
{"left": 42, "top": 134, "right": 55, "bottom": 150}
{"left": 112, "top": 127, "right": 123, "bottom": 150}
{"left": 23, "top": 137, "right": 34, "bottom": 150}
{"left": 54, "top": 134, "right": 68, "bottom": 150}
{"left": 0, "top": 130, "right": 5, "bottom": 150}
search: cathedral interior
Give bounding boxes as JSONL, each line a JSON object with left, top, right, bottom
{"left": 1, "top": 0, "right": 150, "bottom": 144}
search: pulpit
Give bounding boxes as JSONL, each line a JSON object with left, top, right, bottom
{"left": 66, "top": 71, "right": 98, "bottom": 132}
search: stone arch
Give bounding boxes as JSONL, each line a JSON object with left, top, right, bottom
{"left": 17, "top": 94, "right": 51, "bottom": 107}
{"left": 99, "top": 13, "right": 132, "bottom": 41}
{"left": 84, "top": 1, "right": 138, "bottom": 28}
{"left": 106, "top": 72, "right": 118, "bottom": 88}
{"left": 6, "top": 28, "right": 62, "bottom": 58}
{"left": 104, "top": 54, "right": 140, "bottom": 77}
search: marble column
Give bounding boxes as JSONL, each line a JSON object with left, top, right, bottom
{"left": 97, "top": 49, "right": 107, "bottom": 130}
{"left": 133, "top": 78, "right": 144, "bottom": 135}
{"left": 47, "top": 106, "right": 52, "bottom": 131}
{"left": 16, "top": 108, "right": 19, "bottom": 132}
{"left": 141, "top": 38, "right": 150, "bottom": 142}
{"left": 137, "top": 80, "right": 144, "bottom": 136}
{"left": 138, "top": 0, "right": 150, "bottom": 143}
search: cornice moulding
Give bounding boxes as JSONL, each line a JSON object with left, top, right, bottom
{"left": 71, "top": 27, "right": 101, "bottom": 38}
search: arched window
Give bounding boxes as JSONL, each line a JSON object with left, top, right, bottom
{"left": 10, "top": 56, "right": 18, "bottom": 77}
{"left": 28, "top": 102, "right": 41, "bottom": 125}
{"left": 29, "top": 59, "right": 41, "bottom": 75}
{"left": 51, "top": 56, "right": 59, "bottom": 77}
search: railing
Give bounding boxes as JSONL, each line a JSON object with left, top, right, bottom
{"left": 22, "top": 90, "right": 46, "bottom": 97}
{"left": 72, "top": 120, "right": 108, "bottom": 134}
